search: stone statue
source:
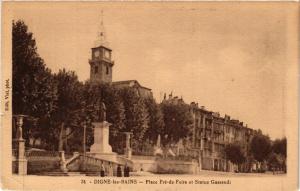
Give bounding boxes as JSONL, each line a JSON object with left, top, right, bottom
{"left": 156, "top": 134, "right": 161, "bottom": 148}
{"left": 154, "top": 134, "right": 163, "bottom": 156}
{"left": 98, "top": 101, "right": 106, "bottom": 122}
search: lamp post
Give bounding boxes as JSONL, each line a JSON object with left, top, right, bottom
{"left": 13, "top": 114, "right": 28, "bottom": 175}
{"left": 82, "top": 122, "right": 86, "bottom": 171}
{"left": 82, "top": 117, "right": 90, "bottom": 172}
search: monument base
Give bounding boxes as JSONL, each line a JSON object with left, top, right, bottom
{"left": 90, "top": 121, "right": 113, "bottom": 153}
{"left": 17, "top": 158, "right": 27, "bottom": 175}
{"left": 125, "top": 148, "right": 132, "bottom": 159}
{"left": 90, "top": 144, "right": 112, "bottom": 153}
{"left": 87, "top": 152, "right": 118, "bottom": 163}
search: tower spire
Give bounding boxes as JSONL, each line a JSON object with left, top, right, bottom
{"left": 94, "top": 10, "right": 109, "bottom": 47}
{"left": 100, "top": 9, "right": 104, "bottom": 26}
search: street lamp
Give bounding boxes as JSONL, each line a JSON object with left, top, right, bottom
{"left": 82, "top": 117, "right": 90, "bottom": 172}
{"left": 12, "top": 114, "right": 29, "bottom": 175}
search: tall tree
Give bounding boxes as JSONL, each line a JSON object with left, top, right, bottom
{"left": 12, "top": 20, "right": 57, "bottom": 146}
{"left": 267, "top": 152, "right": 281, "bottom": 169}
{"left": 119, "top": 87, "right": 149, "bottom": 146}
{"left": 272, "top": 137, "right": 287, "bottom": 157}
{"left": 225, "top": 142, "right": 246, "bottom": 165}
{"left": 160, "top": 101, "right": 193, "bottom": 145}
{"left": 271, "top": 137, "right": 287, "bottom": 172}
{"left": 144, "top": 97, "right": 165, "bottom": 143}
{"left": 12, "top": 20, "right": 57, "bottom": 118}
{"left": 250, "top": 133, "right": 272, "bottom": 162}
{"left": 51, "top": 69, "right": 84, "bottom": 151}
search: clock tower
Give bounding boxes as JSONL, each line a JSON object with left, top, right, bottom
{"left": 89, "top": 45, "right": 114, "bottom": 84}
{"left": 89, "top": 13, "right": 114, "bottom": 84}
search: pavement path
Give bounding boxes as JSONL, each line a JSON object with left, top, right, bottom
{"left": 130, "top": 170, "right": 286, "bottom": 177}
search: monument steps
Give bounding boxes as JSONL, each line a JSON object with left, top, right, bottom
{"left": 37, "top": 171, "right": 70, "bottom": 176}
{"left": 84, "top": 172, "right": 101, "bottom": 176}
{"left": 37, "top": 171, "right": 102, "bottom": 176}
{"left": 36, "top": 119, "right": 134, "bottom": 176}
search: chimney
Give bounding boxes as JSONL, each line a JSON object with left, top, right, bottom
{"left": 170, "top": 96, "right": 177, "bottom": 104}
{"left": 224, "top": 114, "right": 230, "bottom": 120}
{"left": 191, "top": 102, "right": 196, "bottom": 107}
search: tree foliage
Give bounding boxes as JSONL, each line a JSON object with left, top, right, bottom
{"left": 267, "top": 152, "right": 282, "bottom": 168}
{"left": 144, "top": 97, "right": 165, "bottom": 143}
{"left": 119, "top": 88, "right": 149, "bottom": 144}
{"left": 225, "top": 142, "right": 246, "bottom": 165}
{"left": 250, "top": 133, "right": 272, "bottom": 162}
{"left": 272, "top": 137, "right": 287, "bottom": 157}
{"left": 51, "top": 69, "right": 85, "bottom": 151}
{"left": 12, "top": 20, "right": 57, "bottom": 118}
{"left": 160, "top": 101, "right": 193, "bottom": 145}
{"left": 12, "top": 20, "right": 57, "bottom": 147}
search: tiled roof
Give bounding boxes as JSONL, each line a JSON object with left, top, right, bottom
{"left": 112, "top": 80, "right": 151, "bottom": 90}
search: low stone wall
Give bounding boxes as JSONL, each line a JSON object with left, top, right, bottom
{"left": 131, "top": 156, "right": 157, "bottom": 173}
{"left": 27, "top": 158, "right": 60, "bottom": 174}
{"left": 131, "top": 156, "right": 198, "bottom": 174}
{"left": 156, "top": 159, "right": 198, "bottom": 174}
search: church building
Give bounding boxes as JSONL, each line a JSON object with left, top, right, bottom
{"left": 89, "top": 16, "right": 152, "bottom": 98}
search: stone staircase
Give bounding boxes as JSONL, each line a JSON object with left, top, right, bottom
{"left": 37, "top": 171, "right": 81, "bottom": 176}
{"left": 30, "top": 151, "right": 134, "bottom": 176}
{"left": 66, "top": 154, "right": 133, "bottom": 169}
{"left": 37, "top": 171, "right": 100, "bottom": 176}
{"left": 85, "top": 171, "right": 101, "bottom": 176}
{"left": 62, "top": 153, "right": 133, "bottom": 175}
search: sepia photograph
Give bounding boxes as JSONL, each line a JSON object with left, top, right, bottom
{"left": 1, "top": 2, "right": 298, "bottom": 191}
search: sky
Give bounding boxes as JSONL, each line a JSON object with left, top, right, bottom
{"left": 10, "top": 2, "right": 290, "bottom": 139}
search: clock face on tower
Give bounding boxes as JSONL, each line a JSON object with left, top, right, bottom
{"left": 94, "top": 50, "right": 100, "bottom": 58}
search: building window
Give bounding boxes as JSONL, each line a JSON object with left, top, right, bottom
{"left": 95, "top": 66, "right": 98, "bottom": 74}
{"left": 106, "top": 66, "right": 109, "bottom": 74}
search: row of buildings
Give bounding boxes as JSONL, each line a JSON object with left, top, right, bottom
{"left": 190, "top": 100, "right": 255, "bottom": 171}
{"left": 162, "top": 95, "right": 257, "bottom": 172}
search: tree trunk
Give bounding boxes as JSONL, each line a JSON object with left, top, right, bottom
{"left": 65, "top": 136, "right": 69, "bottom": 153}
{"left": 58, "top": 123, "right": 65, "bottom": 151}
{"left": 32, "top": 138, "right": 36, "bottom": 147}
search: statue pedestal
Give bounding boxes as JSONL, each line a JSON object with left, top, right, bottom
{"left": 125, "top": 148, "right": 132, "bottom": 159}
{"left": 90, "top": 121, "right": 112, "bottom": 153}
{"left": 17, "top": 158, "right": 27, "bottom": 175}
{"left": 88, "top": 121, "right": 117, "bottom": 162}
{"left": 87, "top": 152, "right": 118, "bottom": 163}
{"left": 14, "top": 139, "right": 27, "bottom": 175}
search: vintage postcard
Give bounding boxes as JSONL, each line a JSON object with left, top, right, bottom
{"left": 1, "top": 2, "right": 298, "bottom": 191}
